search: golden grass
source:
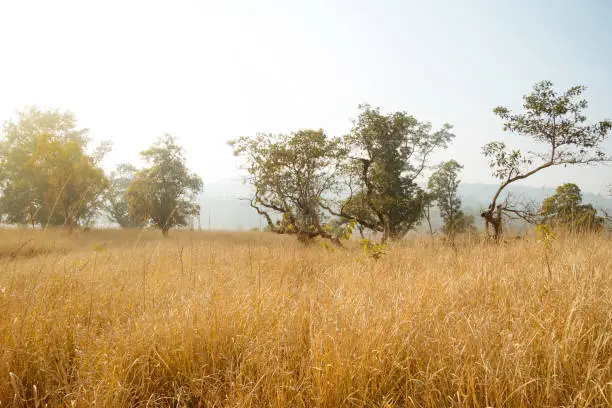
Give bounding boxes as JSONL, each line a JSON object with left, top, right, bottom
{"left": 0, "top": 228, "right": 610, "bottom": 407}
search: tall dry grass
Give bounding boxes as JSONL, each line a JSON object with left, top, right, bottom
{"left": 0, "top": 228, "right": 610, "bottom": 407}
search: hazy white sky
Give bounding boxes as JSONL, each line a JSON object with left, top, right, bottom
{"left": 1, "top": 0, "right": 611, "bottom": 193}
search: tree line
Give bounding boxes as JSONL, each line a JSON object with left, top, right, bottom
{"left": 230, "top": 80, "right": 611, "bottom": 245}
{"left": 0, "top": 109, "right": 202, "bottom": 235}
{"left": 0, "top": 80, "right": 610, "bottom": 239}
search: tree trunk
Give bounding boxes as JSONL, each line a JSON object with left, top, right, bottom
{"left": 425, "top": 206, "right": 434, "bottom": 240}
{"left": 358, "top": 225, "right": 365, "bottom": 240}
{"left": 381, "top": 226, "right": 390, "bottom": 244}
{"left": 29, "top": 203, "right": 35, "bottom": 230}
{"left": 481, "top": 207, "right": 503, "bottom": 240}
{"left": 64, "top": 209, "right": 74, "bottom": 233}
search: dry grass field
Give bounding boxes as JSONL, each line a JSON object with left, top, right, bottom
{"left": 0, "top": 228, "right": 610, "bottom": 407}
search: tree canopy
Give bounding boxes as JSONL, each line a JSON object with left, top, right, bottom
{"left": 0, "top": 107, "right": 109, "bottom": 228}
{"left": 104, "top": 163, "right": 141, "bottom": 228}
{"left": 428, "top": 160, "right": 474, "bottom": 235}
{"left": 541, "top": 183, "right": 603, "bottom": 232}
{"left": 336, "top": 104, "right": 455, "bottom": 242}
{"left": 127, "top": 135, "right": 203, "bottom": 236}
{"left": 230, "top": 129, "right": 347, "bottom": 246}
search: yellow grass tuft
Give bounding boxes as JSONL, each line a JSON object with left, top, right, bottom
{"left": 0, "top": 229, "right": 610, "bottom": 407}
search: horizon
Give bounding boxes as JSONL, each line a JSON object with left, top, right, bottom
{"left": 193, "top": 178, "right": 612, "bottom": 232}
{"left": 1, "top": 0, "right": 611, "bottom": 195}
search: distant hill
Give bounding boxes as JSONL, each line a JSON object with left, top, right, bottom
{"left": 198, "top": 179, "right": 612, "bottom": 231}
{"left": 459, "top": 183, "right": 612, "bottom": 213}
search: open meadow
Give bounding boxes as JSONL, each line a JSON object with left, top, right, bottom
{"left": 0, "top": 228, "right": 611, "bottom": 407}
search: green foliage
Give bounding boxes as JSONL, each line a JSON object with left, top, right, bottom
{"left": 230, "top": 129, "right": 347, "bottom": 246}
{"left": 339, "top": 217, "right": 358, "bottom": 240}
{"left": 104, "top": 163, "right": 141, "bottom": 228}
{"left": 482, "top": 142, "right": 532, "bottom": 182}
{"left": 536, "top": 224, "right": 556, "bottom": 246}
{"left": 453, "top": 213, "right": 476, "bottom": 234}
{"left": 493, "top": 82, "right": 611, "bottom": 156}
{"left": 359, "top": 238, "right": 387, "bottom": 260}
{"left": 481, "top": 81, "right": 611, "bottom": 239}
{"left": 428, "top": 160, "right": 473, "bottom": 235}
{"left": 540, "top": 183, "right": 603, "bottom": 232}
{"left": 337, "top": 191, "right": 380, "bottom": 232}
{"left": 127, "top": 134, "right": 203, "bottom": 236}
{"left": 484, "top": 80, "right": 611, "bottom": 182}
{"left": 340, "top": 104, "right": 455, "bottom": 242}
{"left": 0, "top": 107, "right": 109, "bottom": 228}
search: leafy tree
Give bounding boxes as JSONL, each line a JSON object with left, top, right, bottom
{"left": 335, "top": 104, "right": 455, "bottom": 242}
{"left": 335, "top": 190, "right": 380, "bottom": 234}
{"left": 104, "top": 163, "right": 141, "bottom": 228}
{"left": 453, "top": 213, "right": 476, "bottom": 234}
{"left": 230, "top": 129, "right": 347, "bottom": 246}
{"left": 0, "top": 107, "right": 109, "bottom": 228}
{"left": 126, "top": 135, "right": 203, "bottom": 236}
{"left": 482, "top": 81, "right": 611, "bottom": 239}
{"left": 428, "top": 160, "right": 473, "bottom": 235}
{"left": 541, "top": 183, "right": 603, "bottom": 232}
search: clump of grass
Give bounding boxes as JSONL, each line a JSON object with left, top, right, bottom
{"left": 0, "top": 229, "right": 610, "bottom": 406}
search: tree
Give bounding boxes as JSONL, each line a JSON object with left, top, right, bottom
{"left": 0, "top": 107, "right": 109, "bottom": 228}
{"left": 230, "top": 129, "right": 347, "bottom": 246}
{"left": 541, "top": 183, "right": 603, "bottom": 232}
{"left": 481, "top": 81, "right": 611, "bottom": 239}
{"left": 420, "top": 191, "right": 435, "bottom": 239}
{"left": 104, "top": 163, "right": 141, "bottom": 228}
{"left": 126, "top": 135, "right": 203, "bottom": 236}
{"left": 335, "top": 104, "right": 455, "bottom": 243}
{"left": 428, "top": 160, "right": 473, "bottom": 235}
{"left": 604, "top": 185, "right": 612, "bottom": 225}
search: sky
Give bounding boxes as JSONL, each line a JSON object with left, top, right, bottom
{"left": 1, "top": 0, "right": 611, "bottom": 194}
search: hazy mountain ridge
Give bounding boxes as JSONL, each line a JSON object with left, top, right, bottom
{"left": 198, "top": 179, "right": 612, "bottom": 231}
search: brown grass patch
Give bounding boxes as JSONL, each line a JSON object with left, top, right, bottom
{"left": 0, "top": 228, "right": 610, "bottom": 406}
